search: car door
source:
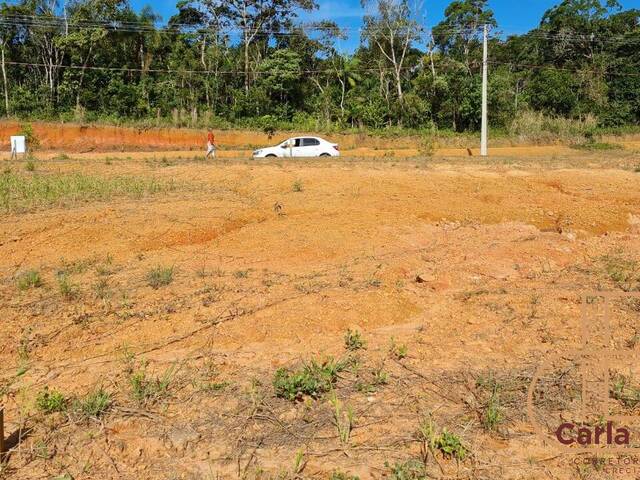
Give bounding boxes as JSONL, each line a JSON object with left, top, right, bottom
{"left": 300, "top": 138, "right": 320, "bottom": 157}
{"left": 279, "top": 138, "right": 297, "bottom": 157}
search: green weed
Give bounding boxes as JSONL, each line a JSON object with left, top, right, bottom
{"left": 344, "top": 329, "right": 366, "bottom": 351}
{"left": 16, "top": 270, "right": 42, "bottom": 290}
{"left": 36, "top": 388, "right": 67, "bottom": 413}
{"left": 273, "top": 358, "right": 347, "bottom": 401}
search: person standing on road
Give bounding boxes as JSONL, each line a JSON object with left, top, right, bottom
{"left": 206, "top": 128, "right": 216, "bottom": 159}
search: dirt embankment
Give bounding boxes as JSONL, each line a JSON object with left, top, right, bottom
{"left": 0, "top": 121, "right": 424, "bottom": 152}
{"left": 1, "top": 121, "right": 639, "bottom": 156}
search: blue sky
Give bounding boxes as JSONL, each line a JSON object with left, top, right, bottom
{"left": 131, "top": 0, "right": 640, "bottom": 51}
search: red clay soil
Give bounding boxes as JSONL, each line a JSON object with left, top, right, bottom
{"left": 2, "top": 121, "right": 639, "bottom": 155}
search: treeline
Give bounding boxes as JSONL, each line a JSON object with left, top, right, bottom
{"left": 0, "top": 0, "right": 638, "bottom": 132}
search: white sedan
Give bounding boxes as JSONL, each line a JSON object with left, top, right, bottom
{"left": 253, "top": 136, "right": 340, "bottom": 158}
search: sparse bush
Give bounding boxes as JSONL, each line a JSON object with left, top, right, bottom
{"left": 36, "top": 388, "right": 67, "bottom": 413}
{"left": 273, "top": 358, "right": 347, "bottom": 401}
{"left": 16, "top": 270, "right": 42, "bottom": 290}
{"left": 146, "top": 265, "right": 174, "bottom": 289}
{"left": 25, "top": 160, "right": 36, "bottom": 172}
{"left": 344, "top": 329, "right": 365, "bottom": 351}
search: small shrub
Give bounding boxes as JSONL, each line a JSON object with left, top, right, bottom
{"left": 76, "top": 388, "right": 112, "bottom": 418}
{"left": 344, "top": 329, "right": 366, "bottom": 351}
{"left": 25, "top": 160, "right": 36, "bottom": 172}
{"left": 16, "top": 270, "right": 42, "bottom": 290}
{"left": 146, "top": 265, "right": 174, "bottom": 289}
{"left": 36, "top": 388, "right": 67, "bottom": 413}
{"left": 273, "top": 358, "right": 347, "bottom": 401}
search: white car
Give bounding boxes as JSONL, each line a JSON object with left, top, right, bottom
{"left": 253, "top": 136, "right": 340, "bottom": 158}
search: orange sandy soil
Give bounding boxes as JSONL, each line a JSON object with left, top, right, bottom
{"left": 1, "top": 151, "right": 640, "bottom": 479}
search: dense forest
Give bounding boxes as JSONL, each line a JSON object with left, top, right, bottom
{"left": 0, "top": 0, "right": 638, "bottom": 133}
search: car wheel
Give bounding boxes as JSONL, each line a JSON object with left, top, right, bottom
{"left": 320, "top": 153, "right": 331, "bottom": 157}
{"left": 266, "top": 154, "right": 277, "bottom": 158}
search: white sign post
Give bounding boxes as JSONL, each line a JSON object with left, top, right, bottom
{"left": 10, "top": 136, "right": 26, "bottom": 160}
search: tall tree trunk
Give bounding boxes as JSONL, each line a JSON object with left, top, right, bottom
{"left": 0, "top": 44, "right": 9, "bottom": 116}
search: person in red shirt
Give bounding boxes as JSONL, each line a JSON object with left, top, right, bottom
{"left": 206, "top": 128, "right": 216, "bottom": 159}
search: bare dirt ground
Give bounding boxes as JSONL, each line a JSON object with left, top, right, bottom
{"left": 1, "top": 144, "right": 640, "bottom": 480}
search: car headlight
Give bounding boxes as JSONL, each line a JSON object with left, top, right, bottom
{"left": 253, "top": 150, "right": 262, "bottom": 156}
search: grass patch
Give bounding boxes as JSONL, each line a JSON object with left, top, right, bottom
{"left": 36, "top": 388, "right": 67, "bottom": 413}
{"left": 602, "top": 253, "right": 638, "bottom": 291}
{"left": 273, "top": 358, "right": 347, "bottom": 401}
{"left": 146, "top": 265, "right": 174, "bottom": 289}
{"left": 16, "top": 270, "right": 43, "bottom": 290}
{"left": 130, "top": 364, "right": 176, "bottom": 405}
{"left": 75, "top": 388, "right": 112, "bottom": 418}
{"left": 571, "top": 141, "right": 623, "bottom": 151}
{"left": 0, "top": 171, "right": 179, "bottom": 212}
